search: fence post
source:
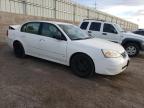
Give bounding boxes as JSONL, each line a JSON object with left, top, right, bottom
{"left": 0, "top": 0, "right": 2, "bottom": 11}
{"left": 42, "top": 0, "right": 44, "bottom": 17}
{"left": 116, "top": 18, "right": 118, "bottom": 24}
{"left": 87, "top": 9, "right": 89, "bottom": 18}
{"left": 22, "top": 0, "right": 27, "bottom": 15}
{"left": 104, "top": 15, "right": 107, "bottom": 21}
{"left": 53, "top": 0, "right": 56, "bottom": 19}
{"left": 111, "top": 17, "right": 113, "bottom": 22}
{"left": 97, "top": 12, "right": 99, "bottom": 20}
{"left": 73, "top": 3, "right": 76, "bottom": 24}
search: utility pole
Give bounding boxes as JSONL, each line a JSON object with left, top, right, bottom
{"left": 94, "top": 0, "right": 97, "bottom": 10}
{"left": 53, "top": 0, "right": 56, "bottom": 19}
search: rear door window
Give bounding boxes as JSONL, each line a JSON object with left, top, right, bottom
{"left": 89, "top": 22, "right": 101, "bottom": 31}
{"left": 21, "top": 22, "right": 40, "bottom": 35}
{"left": 80, "top": 22, "right": 89, "bottom": 30}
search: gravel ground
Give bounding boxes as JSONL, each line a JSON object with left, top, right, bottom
{"left": 0, "top": 44, "right": 144, "bottom": 108}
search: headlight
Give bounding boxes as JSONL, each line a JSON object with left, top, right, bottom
{"left": 102, "top": 49, "right": 121, "bottom": 58}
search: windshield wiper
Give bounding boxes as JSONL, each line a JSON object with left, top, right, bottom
{"left": 72, "top": 38, "right": 84, "bottom": 40}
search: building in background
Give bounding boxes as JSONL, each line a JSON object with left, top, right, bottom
{"left": 0, "top": 0, "right": 138, "bottom": 31}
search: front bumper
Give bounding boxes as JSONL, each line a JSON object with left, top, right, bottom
{"left": 94, "top": 55, "right": 130, "bottom": 75}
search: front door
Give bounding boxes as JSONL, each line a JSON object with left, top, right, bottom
{"left": 101, "top": 23, "right": 120, "bottom": 43}
{"left": 38, "top": 23, "right": 67, "bottom": 63}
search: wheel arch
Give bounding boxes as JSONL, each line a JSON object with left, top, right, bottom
{"left": 13, "top": 40, "right": 26, "bottom": 51}
{"left": 69, "top": 52, "right": 95, "bottom": 66}
{"left": 13, "top": 40, "right": 24, "bottom": 47}
{"left": 121, "top": 38, "right": 142, "bottom": 49}
{"left": 13, "top": 40, "right": 21, "bottom": 45}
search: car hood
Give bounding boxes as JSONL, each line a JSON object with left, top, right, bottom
{"left": 123, "top": 32, "right": 144, "bottom": 40}
{"left": 74, "top": 38, "right": 125, "bottom": 53}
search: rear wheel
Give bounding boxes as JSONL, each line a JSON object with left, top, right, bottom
{"left": 70, "top": 53, "right": 95, "bottom": 78}
{"left": 124, "top": 43, "right": 139, "bottom": 57}
{"left": 13, "top": 42, "right": 25, "bottom": 58}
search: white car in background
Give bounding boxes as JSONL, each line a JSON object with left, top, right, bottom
{"left": 7, "top": 21, "right": 129, "bottom": 77}
{"left": 79, "top": 19, "right": 144, "bottom": 57}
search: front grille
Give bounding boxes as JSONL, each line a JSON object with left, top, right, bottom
{"left": 121, "top": 52, "right": 127, "bottom": 58}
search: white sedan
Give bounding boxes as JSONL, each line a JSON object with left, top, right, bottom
{"left": 7, "top": 21, "right": 129, "bottom": 77}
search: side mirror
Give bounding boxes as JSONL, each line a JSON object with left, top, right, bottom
{"left": 53, "top": 32, "right": 66, "bottom": 41}
{"left": 111, "top": 29, "right": 118, "bottom": 34}
{"left": 114, "top": 30, "right": 118, "bottom": 34}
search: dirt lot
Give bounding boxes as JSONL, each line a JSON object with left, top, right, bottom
{"left": 0, "top": 43, "right": 144, "bottom": 108}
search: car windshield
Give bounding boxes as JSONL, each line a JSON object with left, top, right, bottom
{"left": 115, "top": 24, "right": 125, "bottom": 32}
{"left": 59, "top": 24, "right": 92, "bottom": 40}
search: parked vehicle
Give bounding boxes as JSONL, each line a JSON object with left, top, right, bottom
{"left": 7, "top": 21, "right": 129, "bottom": 77}
{"left": 133, "top": 29, "right": 144, "bottom": 36}
{"left": 79, "top": 19, "right": 144, "bottom": 57}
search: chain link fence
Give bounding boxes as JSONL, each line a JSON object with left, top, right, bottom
{"left": 0, "top": 0, "right": 138, "bottom": 31}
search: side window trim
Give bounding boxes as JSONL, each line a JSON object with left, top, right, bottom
{"left": 80, "top": 22, "right": 89, "bottom": 30}
{"left": 21, "top": 22, "right": 41, "bottom": 35}
{"left": 89, "top": 22, "right": 101, "bottom": 31}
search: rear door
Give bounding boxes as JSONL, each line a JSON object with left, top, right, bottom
{"left": 87, "top": 22, "right": 102, "bottom": 38}
{"left": 20, "top": 22, "right": 41, "bottom": 55}
{"left": 80, "top": 22, "right": 89, "bottom": 34}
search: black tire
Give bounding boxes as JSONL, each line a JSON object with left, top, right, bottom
{"left": 13, "top": 42, "right": 25, "bottom": 58}
{"left": 124, "top": 43, "right": 140, "bottom": 57}
{"left": 70, "top": 53, "right": 95, "bottom": 78}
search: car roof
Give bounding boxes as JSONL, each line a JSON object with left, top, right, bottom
{"left": 25, "top": 20, "right": 73, "bottom": 25}
{"left": 82, "top": 19, "right": 117, "bottom": 25}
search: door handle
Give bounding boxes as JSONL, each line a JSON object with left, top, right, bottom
{"left": 102, "top": 33, "right": 107, "bottom": 35}
{"left": 88, "top": 31, "right": 92, "bottom": 36}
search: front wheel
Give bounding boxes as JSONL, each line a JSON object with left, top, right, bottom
{"left": 70, "top": 54, "right": 95, "bottom": 78}
{"left": 124, "top": 43, "right": 140, "bottom": 57}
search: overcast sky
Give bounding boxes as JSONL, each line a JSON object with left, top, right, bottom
{"left": 75, "top": 0, "right": 144, "bottom": 28}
